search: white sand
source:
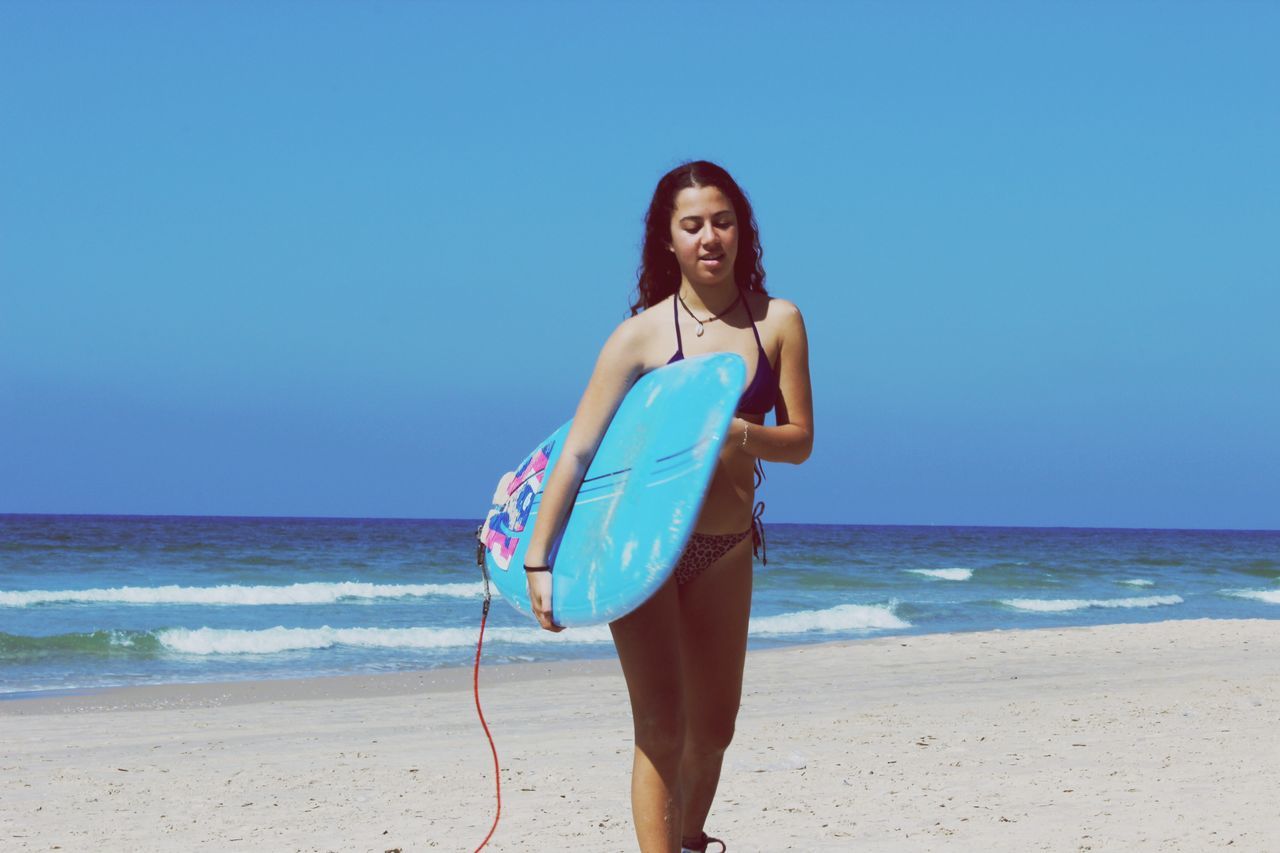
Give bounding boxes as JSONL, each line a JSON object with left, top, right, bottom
{"left": 3, "top": 618, "right": 1277, "bottom": 852}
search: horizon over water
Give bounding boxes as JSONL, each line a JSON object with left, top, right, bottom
{"left": 8, "top": 511, "right": 1278, "bottom": 530}
{"left": 2, "top": 514, "right": 1277, "bottom": 698}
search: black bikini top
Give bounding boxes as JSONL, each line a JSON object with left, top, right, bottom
{"left": 666, "top": 292, "right": 778, "bottom": 416}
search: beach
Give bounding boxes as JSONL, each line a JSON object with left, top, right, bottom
{"left": 3, "top": 618, "right": 1276, "bottom": 852}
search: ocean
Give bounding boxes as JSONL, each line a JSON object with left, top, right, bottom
{"left": 1, "top": 515, "right": 1277, "bottom": 698}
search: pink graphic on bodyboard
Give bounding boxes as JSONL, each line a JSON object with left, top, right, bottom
{"left": 481, "top": 441, "right": 553, "bottom": 571}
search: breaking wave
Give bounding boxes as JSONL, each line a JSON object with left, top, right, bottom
{"left": 0, "top": 581, "right": 483, "bottom": 607}
{"left": 0, "top": 602, "right": 911, "bottom": 660}
{"left": 906, "top": 568, "right": 973, "bottom": 581}
{"left": 1221, "top": 588, "right": 1280, "bottom": 605}
{"left": 1000, "top": 594, "right": 1183, "bottom": 613}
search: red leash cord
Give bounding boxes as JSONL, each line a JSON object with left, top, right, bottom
{"left": 472, "top": 538, "right": 501, "bottom": 851}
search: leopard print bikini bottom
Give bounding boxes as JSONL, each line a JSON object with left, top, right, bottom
{"left": 672, "top": 501, "right": 767, "bottom": 586}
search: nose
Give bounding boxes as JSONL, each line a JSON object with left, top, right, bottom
{"left": 700, "top": 221, "right": 720, "bottom": 246}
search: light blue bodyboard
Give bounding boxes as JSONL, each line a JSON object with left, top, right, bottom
{"left": 478, "top": 353, "right": 746, "bottom": 627}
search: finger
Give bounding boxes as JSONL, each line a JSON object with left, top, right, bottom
{"left": 533, "top": 609, "right": 564, "bottom": 633}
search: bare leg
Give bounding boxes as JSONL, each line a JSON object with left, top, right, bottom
{"left": 676, "top": 537, "right": 753, "bottom": 843}
{"left": 610, "top": 576, "right": 685, "bottom": 852}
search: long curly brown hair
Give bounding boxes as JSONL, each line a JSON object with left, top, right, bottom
{"left": 629, "top": 160, "right": 767, "bottom": 315}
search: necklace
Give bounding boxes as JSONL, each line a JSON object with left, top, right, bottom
{"left": 678, "top": 291, "right": 741, "bottom": 337}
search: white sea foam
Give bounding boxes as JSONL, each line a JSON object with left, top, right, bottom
{"left": 1001, "top": 594, "right": 1183, "bottom": 613}
{"left": 0, "top": 581, "right": 483, "bottom": 607}
{"left": 153, "top": 603, "right": 910, "bottom": 655}
{"left": 906, "top": 568, "right": 973, "bottom": 582}
{"left": 1222, "top": 588, "right": 1280, "bottom": 605}
{"left": 1118, "top": 579, "right": 1155, "bottom": 587}
{"left": 748, "top": 603, "right": 909, "bottom": 636}
{"left": 157, "top": 624, "right": 618, "bottom": 654}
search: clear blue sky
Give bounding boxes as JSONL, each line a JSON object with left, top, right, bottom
{"left": 2, "top": 2, "right": 1276, "bottom": 529}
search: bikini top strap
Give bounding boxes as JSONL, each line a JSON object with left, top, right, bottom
{"left": 740, "top": 290, "right": 765, "bottom": 351}
{"left": 672, "top": 293, "right": 684, "bottom": 356}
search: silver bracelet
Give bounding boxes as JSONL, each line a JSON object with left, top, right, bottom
{"left": 741, "top": 421, "right": 749, "bottom": 449}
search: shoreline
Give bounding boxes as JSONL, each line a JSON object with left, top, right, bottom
{"left": 0, "top": 654, "right": 626, "bottom": 716}
{"left": 1, "top": 615, "right": 1272, "bottom": 714}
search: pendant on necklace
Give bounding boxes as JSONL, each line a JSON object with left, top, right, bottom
{"left": 695, "top": 323, "right": 705, "bottom": 337}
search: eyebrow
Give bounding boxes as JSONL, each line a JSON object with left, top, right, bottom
{"left": 678, "top": 210, "right": 735, "bottom": 224}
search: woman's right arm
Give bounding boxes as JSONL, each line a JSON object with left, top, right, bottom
{"left": 524, "top": 319, "right": 646, "bottom": 631}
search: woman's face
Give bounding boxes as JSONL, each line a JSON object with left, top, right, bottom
{"left": 669, "top": 185, "right": 738, "bottom": 289}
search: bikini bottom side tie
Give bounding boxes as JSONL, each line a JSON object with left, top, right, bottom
{"left": 672, "top": 502, "right": 767, "bottom": 587}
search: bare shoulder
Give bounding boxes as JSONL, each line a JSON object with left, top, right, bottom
{"left": 614, "top": 299, "right": 671, "bottom": 344}
{"left": 600, "top": 310, "right": 645, "bottom": 355}
{"left": 754, "top": 294, "right": 806, "bottom": 340}
{"left": 764, "top": 296, "right": 803, "bottom": 322}
{"left": 596, "top": 300, "right": 666, "bottom": 367}
{"left": 596, "top": 296, "right": 676, "bottom": 368}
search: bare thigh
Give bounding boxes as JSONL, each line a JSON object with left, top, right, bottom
{"left": 608, "top": 536, "right": 753, "bottom": 745}
{"left": 609, "top": 576, "right": 684, "bottom": 744}
{"left": 677, "top": 536, "right": 753, "bottom": 743}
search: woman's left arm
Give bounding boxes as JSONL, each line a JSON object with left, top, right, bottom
{"left": 738, "top": 300, "right": 814, "bottom": 465}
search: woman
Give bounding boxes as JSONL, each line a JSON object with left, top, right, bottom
{"left": 521, "top": 160, "right": 814, "bottom": 852}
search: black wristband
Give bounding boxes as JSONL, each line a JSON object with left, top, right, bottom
{"left": 523, "top": 564, "right": 552, "bottom": 573}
